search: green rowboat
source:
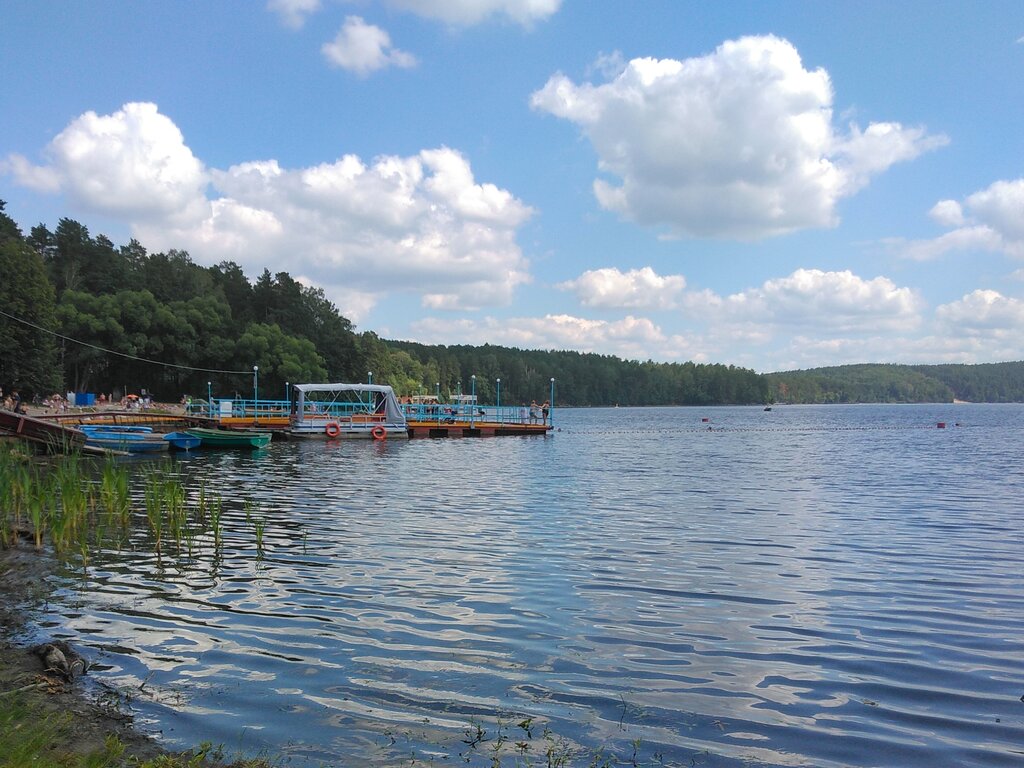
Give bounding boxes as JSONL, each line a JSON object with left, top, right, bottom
{"left": 186, "top": 427, "right": 272, "bottom": 449}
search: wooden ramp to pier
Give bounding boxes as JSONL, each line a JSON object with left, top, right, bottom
{"left": 0, "top": 410, "right": 86, "bottom": 452}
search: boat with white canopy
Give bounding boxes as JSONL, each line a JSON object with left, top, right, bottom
{"left": 290, "top": 383, "right": 408, "bottom": 440}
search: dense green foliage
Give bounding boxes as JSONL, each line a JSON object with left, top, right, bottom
{"left": 0, "top": 203, "right": 60, "bottom": 394}
{"left": 1, "top": 204, "right": 1021, "bottom": 405}
{"left": 384, "top": 341, "right": 770, "bottom": 406}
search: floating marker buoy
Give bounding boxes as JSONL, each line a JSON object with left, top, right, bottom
{"left": 701, "top": 417, "right": 710, "bottom": 423}
{"left": 937, "top": 422, "right": 946, "bottom": 428}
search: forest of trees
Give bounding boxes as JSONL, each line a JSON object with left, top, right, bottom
{"left": 2, "top": 202, "right": 1022, "bottom": 407}
{"left": 766, "top": 362, "right": 1024, "bottom": 404}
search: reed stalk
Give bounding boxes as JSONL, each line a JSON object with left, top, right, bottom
{"left": 27, "top": 482, "right": 46, "bottom": 550}
{"left": 99, "top": 458, "right": 131, "bottom": 535}
{"left": 143, "top": 475, "right": 164, "bottom": 559}
{"left": 208, "top": 494, "right": 223, "bottom": 550}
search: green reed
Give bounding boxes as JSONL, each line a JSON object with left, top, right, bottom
{"left": 0, "top": 448, "right": 33, "bottom": 545}
{"left": 143, "top": 474, "right": 165, "bottom": 559}
{"left": 195, "top": 481, "right": 208, "bottom": 525}
{"left": 26, "top": 478, "right": 47, "bottom": 550}
{"left": 208, "top": 493, "right": 223, "bottom": 550}
{"left": 244, "top": 500, "right": 267, "bottom": 556}
{"left": 163, "top": 476, "right": 188, "bottom": 556}
{"left": 99, "top": 457, "right": 131, "bottom": 533}
{"left": 0, "top": 448, "right": 268, "bottom": 575}
{"left": 52, "top": 457, "right": 91, "bottom": 555}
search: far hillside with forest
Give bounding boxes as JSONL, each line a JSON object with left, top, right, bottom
{"left": 766, "top": 363, "right": 1024, "bottom": 404}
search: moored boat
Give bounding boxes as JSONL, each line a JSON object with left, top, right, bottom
{"left": 185, "top": 427, "right": 272, "bottom": 449}
{"left": 79, "top": 425, "right": 169, "bottom": 453}
{"left": 290, "top": 383, "right": 408, "bottom": 439}
{"left": 163, "top": 431, "right": 202, "bottom": 451}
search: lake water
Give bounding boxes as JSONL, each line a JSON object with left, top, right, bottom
{"left": 33, "top": 404, "right": 1024, "bottom": 766}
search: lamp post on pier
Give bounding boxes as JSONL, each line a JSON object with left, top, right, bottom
{"left": 549, "top": 377, "right": 555, "bottom": 427}
{"left": 253, "top": 365, "right": 259, "bottom": 424}
{"left": 471, "top": 375, "right": 476, "bottom": 428}
{"left": 207, "top": 381, "right": 212, "bottom": 419}
{"left": 496, "top": 378, "right": 501, "bottom": 421}
{"left": 368, "top": 371, "right": 373, "bottom": 385}
{"left": 285, "top": 381, "right": 289, "bottom": 415}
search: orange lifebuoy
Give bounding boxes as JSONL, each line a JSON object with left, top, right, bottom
{"left": 324, "top": 421, "right": 341, "bottom": 438}
{"left": 370, "top": 425, "right": 387, "bottom": 441}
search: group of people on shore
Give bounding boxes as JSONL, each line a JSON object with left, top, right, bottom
{"left": 1, "top": 386, "right": 25, "bottom": 413}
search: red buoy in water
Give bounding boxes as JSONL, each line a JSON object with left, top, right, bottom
{"left": 701, "top": 417, "right": 710, "bottom": 423}
{"left": 937, "top": 422, "right": 946, "bottom": 428}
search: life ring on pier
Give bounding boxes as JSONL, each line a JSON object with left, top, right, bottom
{"left": 370, "top": 425, "right": 387, "bottom": 441}
{"left": 324, "top": 421, "right": 341, "bottom": 438}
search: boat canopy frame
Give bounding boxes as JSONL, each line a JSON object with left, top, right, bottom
{"left": 292, "top": 383, "right": 406, "bottom": 426}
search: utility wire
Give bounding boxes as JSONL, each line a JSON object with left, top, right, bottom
{"left": 0, "top": 307, "right": 252, "bottom": 375}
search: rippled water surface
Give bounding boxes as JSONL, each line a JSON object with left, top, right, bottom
{"left": 39, "top": 405, "right": 1024, "bottom": 766}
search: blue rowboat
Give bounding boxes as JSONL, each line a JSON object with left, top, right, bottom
{"left": 80, "top": 424, "right": 168, "bottom": 453}
{"left": 163, "top": 431, "right": 202, "bottom": 451}
{"left": 80, "top": 425, "right": 154, "bottom": 435}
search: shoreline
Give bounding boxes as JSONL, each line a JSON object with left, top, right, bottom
{"left": 0, "top": 545, "right": 169, "bottom": 764}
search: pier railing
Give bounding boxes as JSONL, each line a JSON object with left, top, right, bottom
{"left": 400, "top": 403, "right": 550, "bottom": 426}
{"left": 187, "top": 398, "right": 291, "bottom": 421}
{"left": 186, "top": 398, "right": 553, "bottom": 427}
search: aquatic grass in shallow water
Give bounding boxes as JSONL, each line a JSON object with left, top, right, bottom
{"left": 99, "top": 457, "right": 131, "bottom": 536}
{"left": 52, "top": 457, "right": 92, "bottom": 555}
{"left": 143, "top": 474, "right": 166, "bottom": 560}
{"left": 26, "top": 473, "right": 48, "bottom": 550}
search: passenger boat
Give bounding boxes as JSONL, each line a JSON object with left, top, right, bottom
{"left": 185, "top": 427, "right": 272, "bottom": 449}
{"left": 290, "top": 383, "right": 408, "bottom": 439}
{"left": 163, "top": 431, "right": 202, "bottom": 451}
{"left": 79, "top": 425, "right": 169, "bottom": 453}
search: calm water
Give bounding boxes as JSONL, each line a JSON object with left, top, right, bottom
{"left": 33, "top": 404, "right": 1024, "bottom": 766}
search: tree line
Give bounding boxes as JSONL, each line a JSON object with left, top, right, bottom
{"left": 766, "top": 362, "right": 1024, "bottom": 404}
{"left": 2, "top": 202, "right": 1021, "bottom": 406}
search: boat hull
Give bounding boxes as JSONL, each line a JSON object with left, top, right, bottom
{"left": 186, "top": 428, "right": 272, "bottom": 449}
{"left": 163, "top": 431, "right": 202, "bottom": 450}
{"left": 289, "top": 423, "right": 408, "bottom": 440}
{"left": 84, "top": 436, "right": 169, "bottom": 453}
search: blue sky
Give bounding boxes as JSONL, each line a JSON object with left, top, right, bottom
{"left": 2, "top": 1, "right": 1023, "bottom": 373}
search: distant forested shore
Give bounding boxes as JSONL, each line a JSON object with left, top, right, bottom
{"left": 2, "top": 203, "right": 1021, "bottom": 406}
{"left": 766, "top": 362, "right": 1024, "bottom": 404}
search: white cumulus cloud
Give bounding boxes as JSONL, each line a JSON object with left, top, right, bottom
{"left": 900, "top": 177, "right": 1024, "bottom": 260}
{"left": 686, "top": 268, "right": 923, "bottom": 334}
{"left": 267, "top": 0, "right": 321, "bottom": 29}
{"left": 411, "top": 313, "right": 693, "bottom": 361}
{"left": 4, "top": 102, "right": 534, "bottom": 320}
{"left": 385, "top": 0, "right": 562, "bottom": 26}
{"left": 531, "top": 35, "right": 946, "bottom": 240}
{"left": 559, "top": 266, "right": 686, "bottom": 309}
{"left": 4, "top": 102, "right": 208, "bottom": 224}
{"left": 322, "top": 16, "right": 417, "bottom": 75}
{"left": 935, "top": 289, "right": 1024, "bottom": 333}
